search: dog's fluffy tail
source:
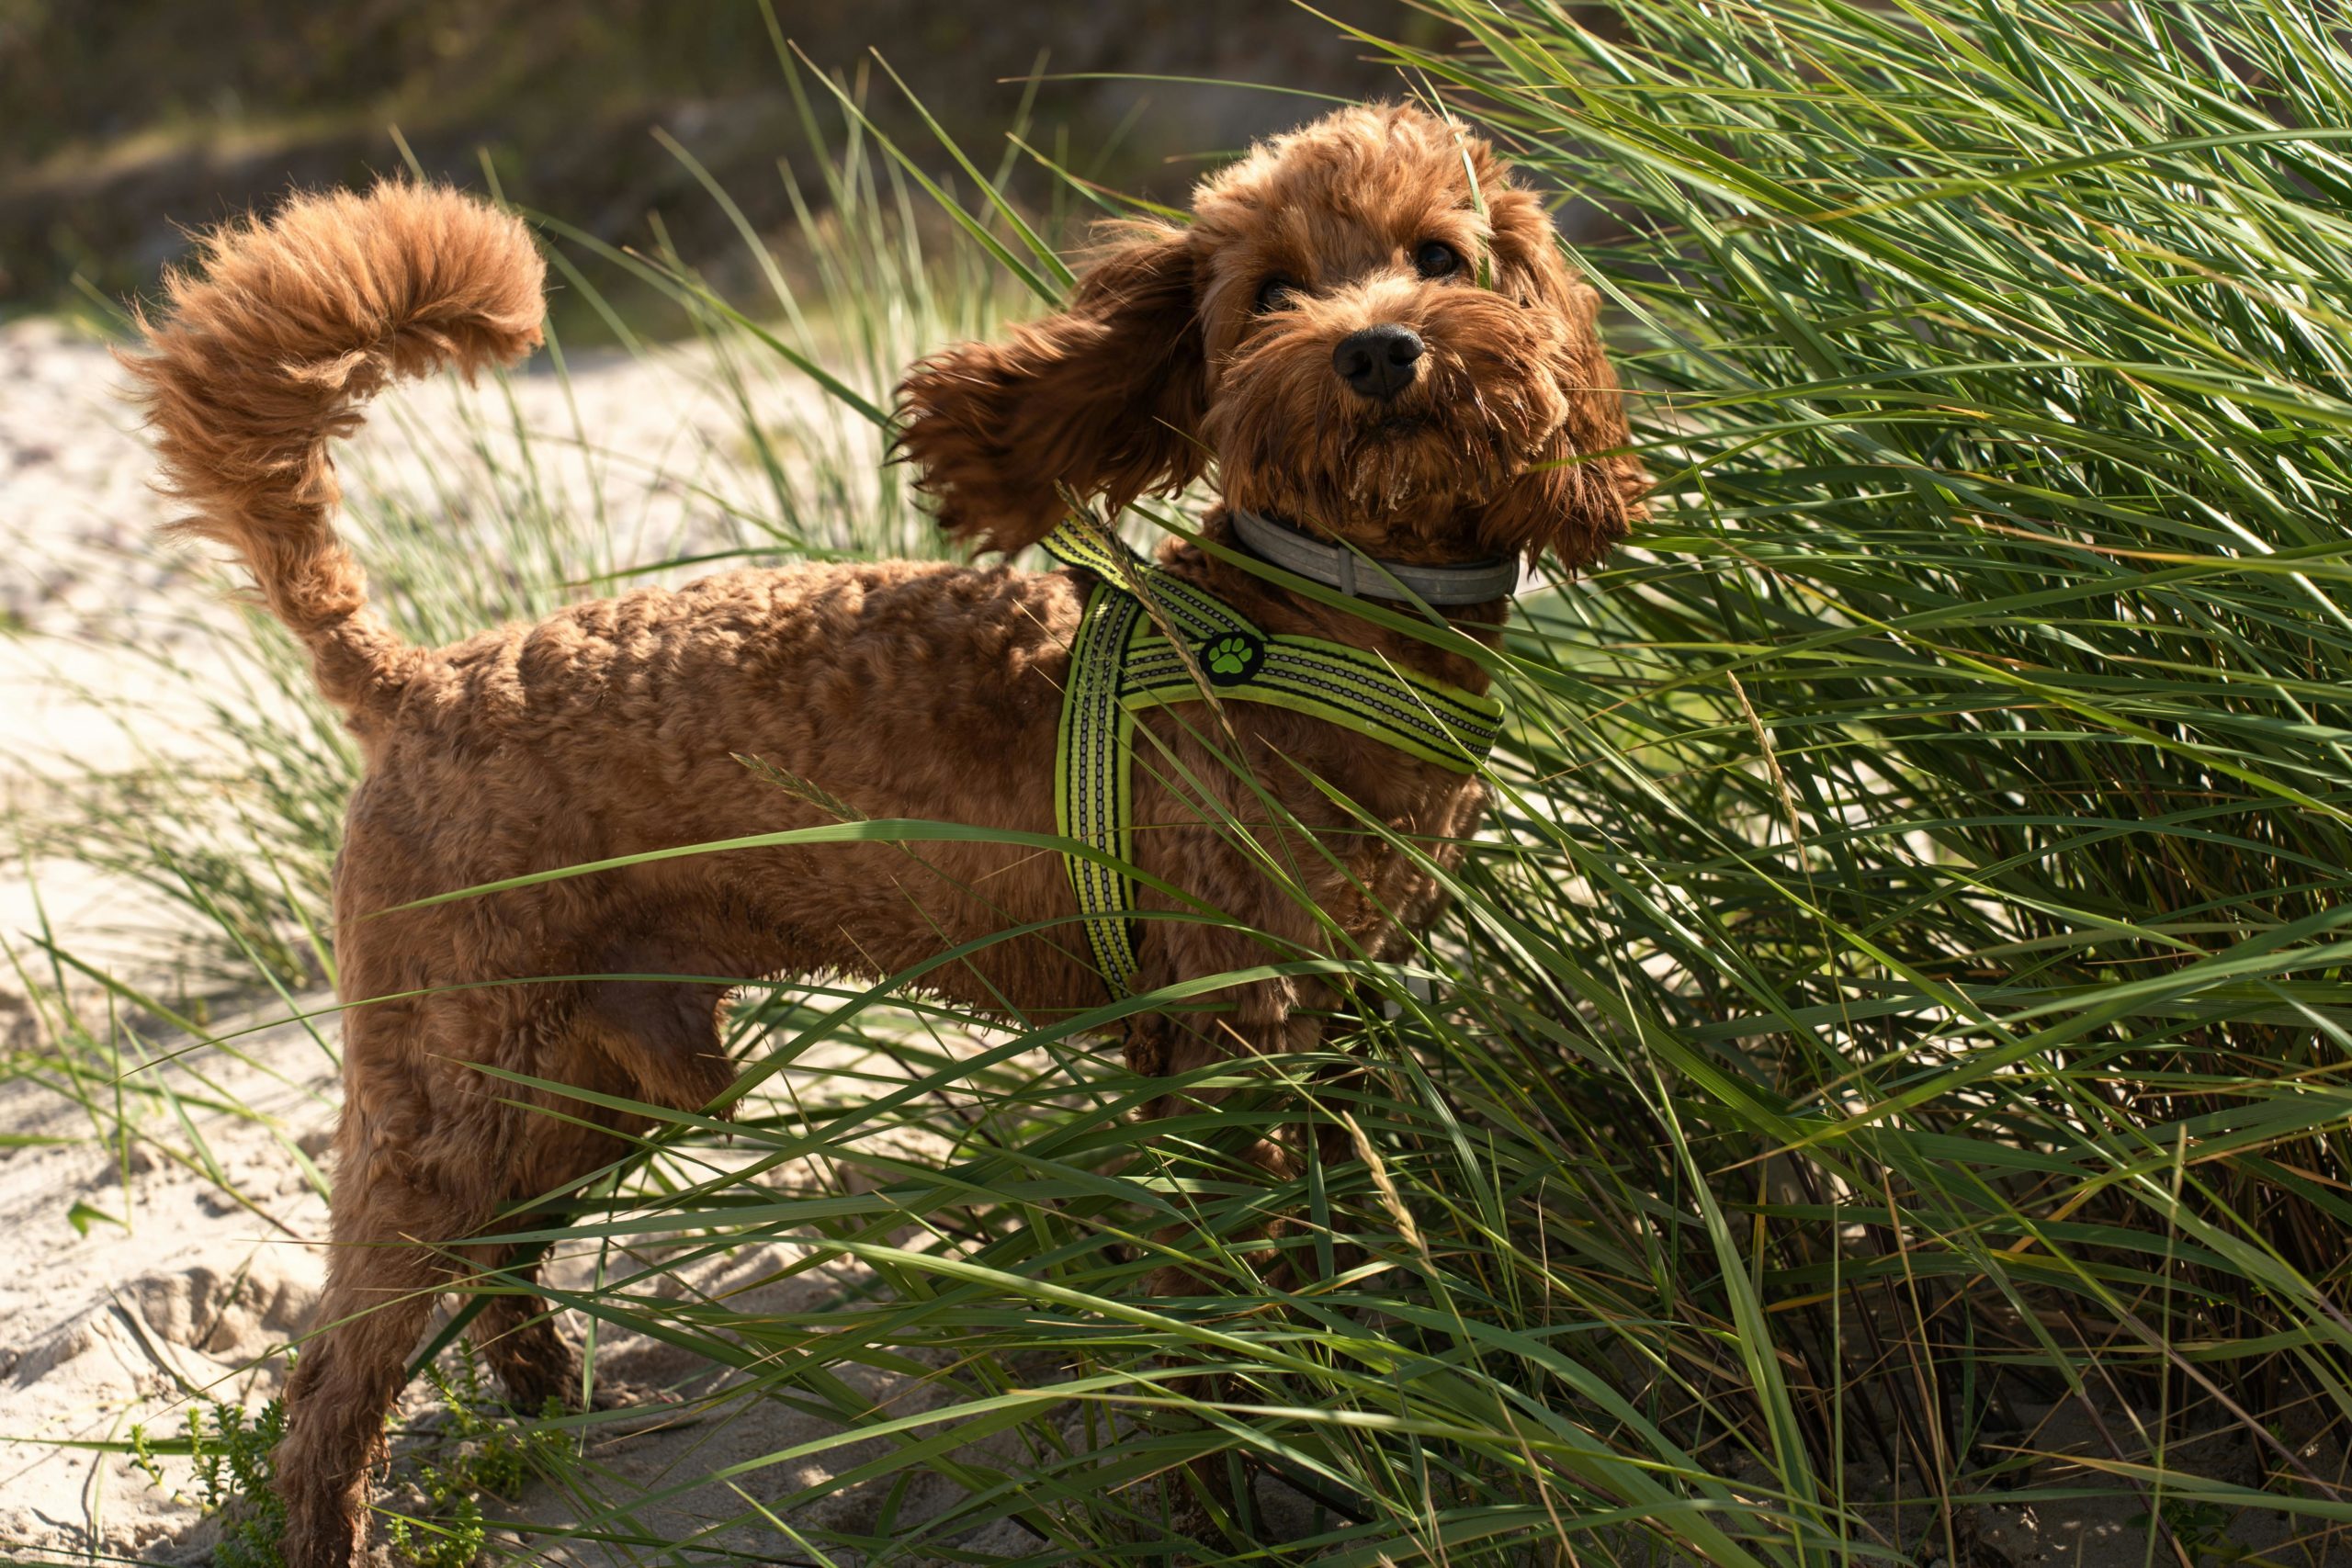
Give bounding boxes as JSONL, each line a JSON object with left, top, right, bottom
{"left": 129, "top": 183, "right": 545, "bottom": 720}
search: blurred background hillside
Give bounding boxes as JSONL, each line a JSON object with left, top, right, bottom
{"left": 0, "top": 0, "right": 1439, "bottom": 329}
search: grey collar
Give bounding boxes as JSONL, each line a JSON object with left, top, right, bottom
{"left": 1227, "top": 508, "right": 1520, "bottom": 606}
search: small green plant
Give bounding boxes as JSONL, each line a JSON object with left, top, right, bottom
{"left": 385, "top": 1348, "right": 568, "bottom": 1568}
{"left": 120, "top": 1346, "right": 563, "bottom": 1568}
{"left": 126, "top": 1391, "right": 288, "bottom": 1568}
{"left": 2131, "top": 1499, "right": 2251, "bottom": 1565}
{"left": 126, "top": 1418, "right": 169, "bottom": 1493}
{"left": 188, "top": 1396, "right": 288, "bottom": 1568}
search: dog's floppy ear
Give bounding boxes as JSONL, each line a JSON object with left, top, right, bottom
{"left": 895, "top": 222, "right": 1208, "bottom": 555}
{"left": 1473, "top": 182, "right": 1649, "bottom": 573}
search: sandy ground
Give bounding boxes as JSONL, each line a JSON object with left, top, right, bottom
{"left": 3, "top": 316, "right": 2346, "bottom": 1565}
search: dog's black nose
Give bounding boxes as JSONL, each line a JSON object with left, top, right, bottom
{"left": 1332, "top": 323, "right": 1425, "bottom": 400}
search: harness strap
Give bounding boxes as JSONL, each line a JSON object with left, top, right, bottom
{"left": 1040, "top": 513, "right": 1252, "bottom": 643}
{"left": 1054, "top": 583, "right": 1147, "bottom": 988}
{"left": 1119, "top": 633, "right": 1503, "bottom": 770}
{"left": 1044, "top": 518, "right": 1504, "bottom": 995}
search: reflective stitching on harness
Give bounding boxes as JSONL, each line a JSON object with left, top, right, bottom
{"left": 1045, "top": 518, "right": 1503, "bottom": 996}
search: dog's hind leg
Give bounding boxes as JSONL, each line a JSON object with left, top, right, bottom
{"left": 275, "top": 989, "right": 591, "bottom": 1568}
{"left": 457, "top": 934, "right": 756, "bottom": 1416}
{"left": 464, "top": 1110, "right": 649, "bottom": 1412}
{"left": 454, "top": 928, "right": 761, "bottom": 1425}
{"left": 276, "top": 1147, "right": 484, "bottom": 1568}
{"left": 463, "top": 1239, "right": 581, "bottom": 1412}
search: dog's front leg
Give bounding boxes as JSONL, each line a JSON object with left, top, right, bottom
{"left": 1125, "top": 979, "right": 1329, "bottom": 1293}
{"left": 1122, "top": 971, "right": 1340, "bottom": 1546}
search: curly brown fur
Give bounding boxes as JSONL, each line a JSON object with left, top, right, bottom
{"left": 131, "top": 106, "right": 1644, "bottom": 1567}
{"left": 895, "top": 220, "right": 1209, "bottom": 552}
{"left": 901, "top": 104, "right": 1647, "bottom": 567}
{"left": 127, "top": 184, "right": 545, "bottom": 719}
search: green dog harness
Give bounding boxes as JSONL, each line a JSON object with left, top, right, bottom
{"left": 1043, "top": 517, "right": 1506, "bottom": 995}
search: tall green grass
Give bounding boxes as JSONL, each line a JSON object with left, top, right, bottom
{"left": 1364, "top": 0, "right": 2352, "bottom": 1555}
{"left": 9, "top": 3, "right": 2352, "bottom": 1564}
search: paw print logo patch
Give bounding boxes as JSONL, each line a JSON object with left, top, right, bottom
{"left": 1200, "top": 632, "right": 1267, "bottom": 686}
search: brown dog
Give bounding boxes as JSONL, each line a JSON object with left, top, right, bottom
{"left": 130, "top": 103, "right": 1644, "bottom": 1566}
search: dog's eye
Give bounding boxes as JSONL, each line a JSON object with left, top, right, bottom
{"left": 1254, "top": 276, "right": 1297, "bottom": 313}
{"left": 1413, "top": 241, "right": 1462, "bottom": 279}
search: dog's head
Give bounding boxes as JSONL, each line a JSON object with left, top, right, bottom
{"left": 896, "top": 104, "right": 1646, "bottom": 571}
